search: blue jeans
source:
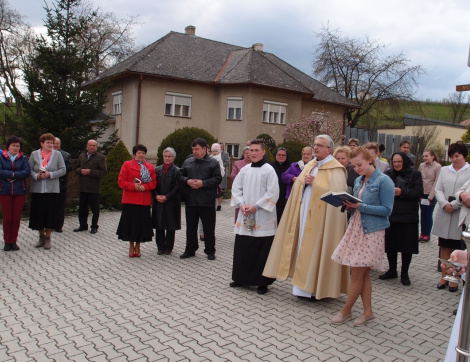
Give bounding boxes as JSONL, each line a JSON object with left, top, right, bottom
{"left": 420, "top": 198, "right": 436, "bottom": 236}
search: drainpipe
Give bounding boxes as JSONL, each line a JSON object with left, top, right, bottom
{"left": 136, "top": 75, "right": 142, "bottom": 144}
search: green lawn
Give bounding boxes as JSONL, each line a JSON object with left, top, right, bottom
{"left": 356, "top": 101, "right": 470, "bottom": 128}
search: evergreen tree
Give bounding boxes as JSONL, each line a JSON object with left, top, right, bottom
{"left": 101, "top": 140, "right": 132, "bottom": 210}
{"left": 18, "top": 0, "right": 110, "bottom": 156}
{"left": 157, "top": 127, "right": 217, "bottom": 167}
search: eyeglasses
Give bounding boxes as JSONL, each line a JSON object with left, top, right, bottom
{"left": 313, "top": 143, "right": 330, "bottom": 149}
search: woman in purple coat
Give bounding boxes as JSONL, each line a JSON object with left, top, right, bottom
{"left": 281, "top": 146, "right": 313, "bottom": 200}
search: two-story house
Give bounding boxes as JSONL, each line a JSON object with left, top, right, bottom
{"left": 87, "top": 26, "right": 358, "bottom": 158}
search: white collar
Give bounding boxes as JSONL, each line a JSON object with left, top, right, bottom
{"left": 316, "top": 154, "right": 334, "bottom": 166}
{"left": 449, "top": 163, "right": 469, "bottom": 173}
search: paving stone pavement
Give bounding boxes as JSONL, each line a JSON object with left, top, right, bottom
{"left": 0, "top": 200, "right": 459, "bottom": 361}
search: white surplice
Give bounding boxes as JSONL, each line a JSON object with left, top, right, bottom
{"left": 231, "top": 163, "right": 279, "bottom": 237}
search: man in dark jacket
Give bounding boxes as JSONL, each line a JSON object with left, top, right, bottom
{"left": 177, "top": 138, "right": 222, "bottom": 260}
{"left": 53, "top": 137, "right": 72, "bottom": 233}
{"left": 73, "top": 140, "right": 107, "bottom": 234}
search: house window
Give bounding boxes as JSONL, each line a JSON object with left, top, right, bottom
{"left": 226, "top": 144, "right": 240, "bottom": 158}
{"left": 112, "top": 92, "right": 122, "bottom": 115}
{"left": 227, "top": 97, "right": 242, "bottom": 120}
{"left": 262, "top": 101, "right": 287, "bottom": 124}
{"left": 165, "top": 92, "right": 191, "bottom": 117}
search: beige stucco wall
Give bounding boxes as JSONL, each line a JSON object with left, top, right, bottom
{"left": 102, "top": 75, "right": 350, "bottom": 159}
{"left": 378, "top": 125, "right": 466, "bottom": 148}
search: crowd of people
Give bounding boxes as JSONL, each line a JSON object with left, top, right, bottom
{"left": 3, "top": 132, "right": 469, "bottom": 329}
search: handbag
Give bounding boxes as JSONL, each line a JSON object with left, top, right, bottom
{"left": 216, "top": 185, "right": 225, "bottom": 198}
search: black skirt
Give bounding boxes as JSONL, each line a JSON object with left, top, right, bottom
{"left": 116, "top": 204, "right": 153, "bottom": 242}
{"left": 385, "top": 222, "right": 419, "bottom": 254}
{"left": 232, "top": 234, "right": 275, "bottom": 286}
{"left": 29, "top": 193, "right": 59, "bottom": 230}
{"left": 438, "top": 237, "right": 466, "bottom": 250}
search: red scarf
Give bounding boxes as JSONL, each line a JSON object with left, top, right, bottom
{"left": 163, "top": 162, "right": 173, "bottom": 175}
{"left": 40, "top": 150, "right": 52, "bottom": 168}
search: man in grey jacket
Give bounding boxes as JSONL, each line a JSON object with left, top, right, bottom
{"left": 73, "top": 140, "right": 107, "bottom": 234}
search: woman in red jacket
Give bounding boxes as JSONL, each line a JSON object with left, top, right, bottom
{"left": 117, "top": 144, "right": 157, "bottom": 258}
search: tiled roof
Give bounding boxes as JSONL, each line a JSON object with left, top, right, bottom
{"left": 88, "top": 31, "right": 358, "bottom": 108}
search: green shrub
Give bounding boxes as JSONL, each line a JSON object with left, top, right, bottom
{"left": 256, "top": 133, "right": 277, "bottom": 153}
{"left": 157, "top": 127, "right": 217, "bottom": 167}
{"left": 278, "top": 140, "right": 308, "bottom": 163}
{"left": 101, "top": 140, "right": 132, "bottom": 209}
{"left": 265, "top": 148, "right": 274, "bottom": 163}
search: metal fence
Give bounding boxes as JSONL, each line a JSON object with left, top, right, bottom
{"left": 344, "top": 127, "right": 417, "bottom": 161}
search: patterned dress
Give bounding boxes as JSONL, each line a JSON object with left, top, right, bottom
{"left": 331, "top": 184, "right": 386, "bottom": 272}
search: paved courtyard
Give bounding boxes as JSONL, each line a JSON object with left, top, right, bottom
{"left": 0, "top": 200, "right": 460, "bottom": 361}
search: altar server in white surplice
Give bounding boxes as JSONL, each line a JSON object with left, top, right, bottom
{"left": 230, "top": 139, "right": 279, "bottom": 295}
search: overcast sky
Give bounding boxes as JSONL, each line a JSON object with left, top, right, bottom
{"left": 15, "top": 0, "right": 470, "bottom": 101}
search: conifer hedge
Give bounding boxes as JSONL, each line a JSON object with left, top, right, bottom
{"left": 101, "top": 140, "right": 132, "bottom": 209}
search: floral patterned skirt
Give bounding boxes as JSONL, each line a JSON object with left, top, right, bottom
{"left": 331, "top": 211, "right": 386, "bottom": 272}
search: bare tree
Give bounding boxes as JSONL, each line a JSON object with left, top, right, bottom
{"left": 408, "top": 125, "right": 441, "bottom": 164}
{"left": 444, "top": 92, "right": 470, "bottom": 124}
{"left": 313, "top": 26, "right": 425, "bottom": 128}
{"left": 0, "top": 0, "right": 36, "bottom": 115}
{"left": 77, "top": 1, "right": 141, "bottom": 77}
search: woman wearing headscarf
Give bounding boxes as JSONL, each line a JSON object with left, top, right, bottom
{"left": 152, "top": 147, "right": 181, "bottom": 255}
{"left": 117, "top": 144, "right": 157, "bottom": 258}
{"left": 0, "top": 136, "right": 30, "bottom": 251}
{"left": 29, "top": 133, "right": 66, "bottom": 250}
{"left": 271, "top": 147, "right": 290, "bottom": 224}
{"left": 380, "top": 152, "right": 423, "bottom": 286}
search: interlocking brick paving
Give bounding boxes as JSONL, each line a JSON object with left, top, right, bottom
{"left": 0, "top": 201, "right": 458, "bottom": 361}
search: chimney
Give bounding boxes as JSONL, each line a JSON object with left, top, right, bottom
{"left": 185, "top": 25, "right": 196, "bottom": 35}
{"left": 252, "top": 43, "right": 264, "bottom": 52}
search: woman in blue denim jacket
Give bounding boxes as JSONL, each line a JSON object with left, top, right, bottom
{"left": 331, "top": 147, "right": 394, "bottom": 326}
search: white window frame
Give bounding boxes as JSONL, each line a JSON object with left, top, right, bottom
{"left": 227, "top": 97, "right": 242, "bottom": 120}
{"left": 262, "top": 101, "right": 287, "bottom": 125}
{"left": 226, "top": 143, "right": 240, "bottom": 158}
{"left": 445, "top": 138, "right": 451, "bottom": 162}
{"left": 112, "top": 92, "right": 122, "bottom": 115}
{"left": 165, "top": 92, "right": 192, "bottom": 117}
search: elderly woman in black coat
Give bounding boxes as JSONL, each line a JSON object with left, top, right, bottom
{"left": 152, "top": 147, "right": 181, "bottom": 255}
{"left": 379, "top": 152, "right": 423, "bottom": 286}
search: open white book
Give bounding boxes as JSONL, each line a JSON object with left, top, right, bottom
{"left": 320, "top": 191, "right": 362, "bottom": 207}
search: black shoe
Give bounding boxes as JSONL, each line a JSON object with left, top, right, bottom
{"left": 11, "top": 243, "right": 19, "bottom": 251}
{"left": 90, "top": 227, "right": 98, "bottom": 234}
{"left": 401, "top": 274, "right": 411, "bottom": 286}
{"left": 207, "top": 254, "right": 215, "bottom": 260}
{"left": 157, "top": 250, "right": 165, "bottom": 255}
{"left": 180, "top": 252, "right": 195, "bottom": 259}
{"left": 437, "top": 281, "right": 448, "bottom": 290}
{"left": 297, "top": 296, "right": 318, "bottom": 302}
{"left": 216, "top": 206, "right": 221, "bottom": 211}
{"left": 73, "top": 226, "right": 87, "bottom": 232}
{"left": 257, "top": 286, "right": 268, "bottom": 295}
{"left": 449, "top": 285, "right": 459, "bottom": 292}
{"left": 379, "top": 270, "right": 398, "bottom": 280}
{"left": 55, "top": 228, "right": 63, "bottom": 233}
{"left": 164, "top": 250, "right": 172, "bottom": 255}
{"left": 3, "top": 244, "right": 11, "bottom": 251}
{"left": 230, "top": 282, "right": 242, "bottom": 288}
